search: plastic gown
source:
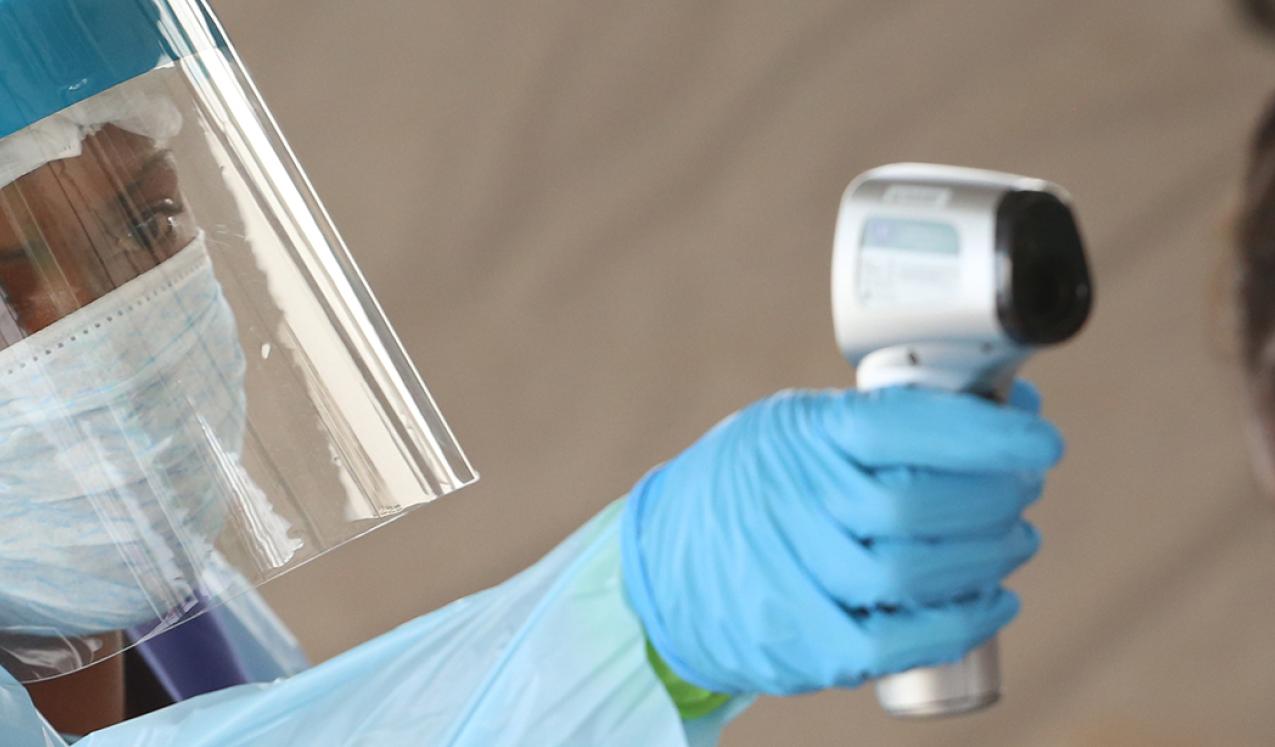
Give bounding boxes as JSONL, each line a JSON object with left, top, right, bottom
{"left": 0, "top": 502, "right": 745, "bottom": 746}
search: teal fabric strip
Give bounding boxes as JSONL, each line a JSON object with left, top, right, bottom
{"left": 0, "top": 0, "right": 223, "bottom": 139}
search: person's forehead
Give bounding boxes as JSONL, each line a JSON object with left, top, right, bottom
{"left": 49, "top": 125, "right": 161, "bottom": 180}
{"left": 0, "top": 126, "right": 163, "bottom": 247}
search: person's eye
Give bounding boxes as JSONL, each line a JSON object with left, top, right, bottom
{"left": 125, "top": 197, "right": 184, "bottom": 250}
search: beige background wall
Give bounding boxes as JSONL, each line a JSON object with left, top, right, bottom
{"left": 211, "top": 1, "right": 1275, "bottom": 744}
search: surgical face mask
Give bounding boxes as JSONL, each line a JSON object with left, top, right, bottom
{"left": 0, "top": 233, "right": 273, "bottom": 638}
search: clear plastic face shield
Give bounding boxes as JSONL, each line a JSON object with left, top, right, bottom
{"left": 0, "top": 0, "right": 475, "bottom": 681}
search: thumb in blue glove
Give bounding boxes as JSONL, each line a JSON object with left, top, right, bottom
{"left": 621, "top": 383, "right": 1063, "bottom": 696}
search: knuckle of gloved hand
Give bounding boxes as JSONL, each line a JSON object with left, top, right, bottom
{"left": 1005, "top": 521, "right": 1042, "bottom": 569}
{"left": 739, "top": 390, "right": 851, "bottom": 472}
{"left": 793, "top": 386, "right": 855, "bottom": 434}
{"left": 1003, "top": 468, "right": 1044, "bottom": 502}
{"left": 866, "top": 468, "right": 929, "bottom": 534}
{"left": 759, "top": 388, "right": 813, "bottom": 415}
{"left": 860, "top": 628, "right": 920, "bottom": 678}
{"left": 768, "top": 388, "right": 840, "bottom": 430}
{"left": 936, "top": 525, "right": 1040, "bottom": 594}
{"left": 956, "top": 591, "right": 1019, "bottom": 650}
{"left": 866, "top": 546, "right": 916, "bottom": 604}
{"left": 831, "top": 659, "right": 875, "bottom": 690}
{"left": 964, "top": 475, "right": 1045, "bottom": 537}
{"left": 1020, "top": 472, "right": 1049, "bottom": 508}
{"left": 825, "top": 478, "right": 895, "bottom": 538}
{"left": 733, "top": 391, "right": 799, "bottom": 442}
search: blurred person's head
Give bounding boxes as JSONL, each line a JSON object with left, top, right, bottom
{"left": 1236, "top": 94, "right": 1275, "bottom": 486}
{"left": 1238, "top": 0, "right": 1275, "bottom": 36}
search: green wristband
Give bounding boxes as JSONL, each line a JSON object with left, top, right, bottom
{"left": 645, "top": 639, "right": 732, "bottom": 721}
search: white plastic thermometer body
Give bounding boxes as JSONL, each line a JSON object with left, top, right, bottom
{"left": 832, "top": 163, "right": 1068, "bottom": 718}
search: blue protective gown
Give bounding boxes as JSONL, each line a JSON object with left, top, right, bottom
{"left": 0, "top": 502, "right": 745, "bottom": 746}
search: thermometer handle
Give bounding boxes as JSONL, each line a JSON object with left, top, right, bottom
{"left": 875, "top": 641, "right": 1001, "bottom": 718}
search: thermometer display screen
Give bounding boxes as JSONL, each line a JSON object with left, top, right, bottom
{"left": 862, "top": 217, "right": 960, "bottom": 255}
{"left": 858, "top": 216, "right": 962, "bottom": 309}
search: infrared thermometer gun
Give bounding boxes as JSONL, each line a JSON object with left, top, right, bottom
{"left": 831, "top": 163, "right": 1092, "bottom": 718}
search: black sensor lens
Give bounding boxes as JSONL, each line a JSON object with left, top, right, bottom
{"left": 995, "top": 191, "right": 1092, "bottom": 345}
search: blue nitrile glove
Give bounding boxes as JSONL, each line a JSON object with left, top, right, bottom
{"left": 621, "top": 383, "right": 1063, "bottom": 696}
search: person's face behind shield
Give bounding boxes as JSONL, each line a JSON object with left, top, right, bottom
{"left": 0, "top": 120, "right": 217, "bottom": 733}
{"left": 0, "top": 125, "right": 196, "bottom": 339}
{"left": 0, "top": 104, "right": 257, "bottom": 661}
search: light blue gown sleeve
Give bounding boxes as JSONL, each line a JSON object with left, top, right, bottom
{"left": 0, "top": 672, "right": 62, "bottom": 746}
{"left": 47, "top": 500, "right": 746, "bottom": 747}
{"left": 201, "top": 556, "right": 311, "bottom": 682}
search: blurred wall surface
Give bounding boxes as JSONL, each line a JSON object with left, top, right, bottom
{"left": 211, "top": 1, "right": 1275, "bottom": 744}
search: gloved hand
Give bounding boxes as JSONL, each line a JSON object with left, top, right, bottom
{"left": 620, "top": 383, "right": 1063, "bottom": 696}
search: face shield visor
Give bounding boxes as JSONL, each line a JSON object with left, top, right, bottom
{"left": 0, "top": 0, "right": 476, "bottom": 681}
